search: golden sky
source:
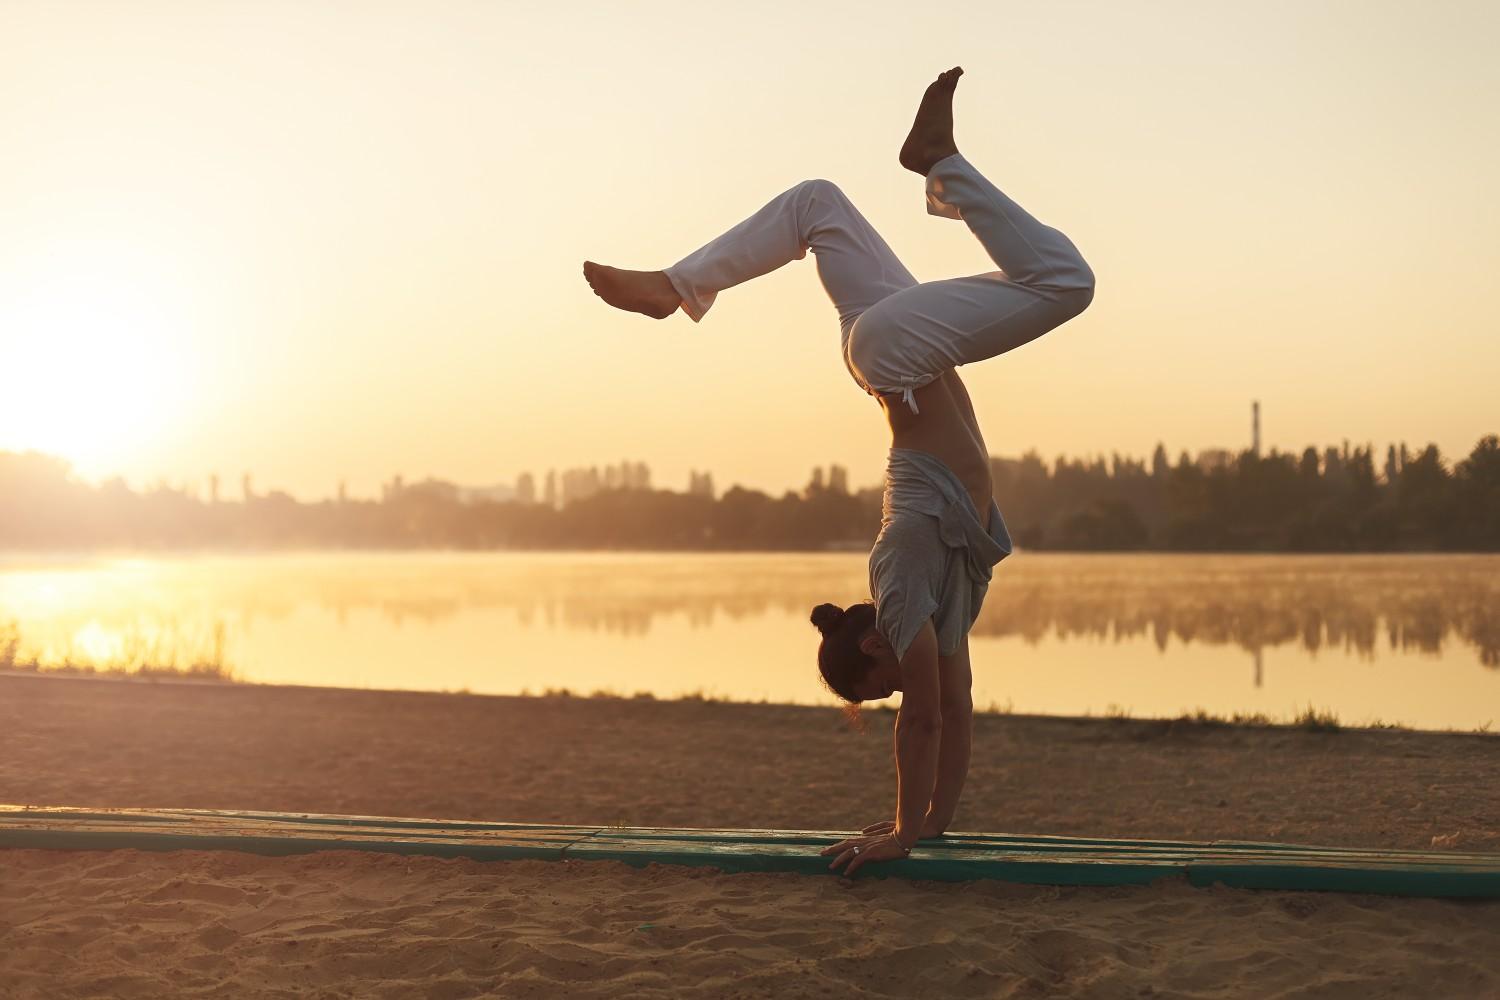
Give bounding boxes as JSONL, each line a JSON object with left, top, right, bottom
{"left": 2, "top": 0, "right": 1496, "bottom": 500}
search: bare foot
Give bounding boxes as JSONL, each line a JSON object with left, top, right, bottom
{"left": 899, "top": 67, "right": 963, "bottom": 176}
{"left": 582, "top": 262, "right": 682, "bottom": 320}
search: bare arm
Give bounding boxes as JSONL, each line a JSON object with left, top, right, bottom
{"left": 926, "top": 635, "right": 974, "bottom": 833}
{"left": 893, "top": 621, "right": 944, "bottom": 850}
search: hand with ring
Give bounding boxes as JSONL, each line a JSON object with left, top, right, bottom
{"left": 820, "top": 832, "right": 910, "bottom": 877}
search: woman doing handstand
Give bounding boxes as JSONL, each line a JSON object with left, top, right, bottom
{"left": 583, "top": 67, "right": 1095, "bottom": 875}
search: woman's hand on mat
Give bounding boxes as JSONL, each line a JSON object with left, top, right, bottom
{"left": 821, "top": 833, "right": 909, "bottom": 876}
{"left": 861, "top": 816, "right": 945, "bottom": 839}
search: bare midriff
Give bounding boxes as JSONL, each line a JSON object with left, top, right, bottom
{"left": 879, "top": 373, "right": 994, "bottom": 530}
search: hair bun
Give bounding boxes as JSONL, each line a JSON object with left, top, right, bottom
{"left": 810, "top": 603, "right": 845, "bottom": 636}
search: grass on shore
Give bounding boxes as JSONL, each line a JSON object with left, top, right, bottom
{"left": 1090, "top": 704, "right": 1496, "bottom": 735}
{"left": 0, "top": 620, "right": 237, "bottom": 682}
{"left": 1163, "top": 705, "right": 1346, "bottom": 732}
{"left": 518, "top": 686, "right": 1495, "bottom": 735}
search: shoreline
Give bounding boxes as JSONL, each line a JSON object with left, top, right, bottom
{"left": 3, "top": 668, "right": 1496, "bottom": 737}
{"left": 5, "top": 672, "right": 1498, "bottom": 852}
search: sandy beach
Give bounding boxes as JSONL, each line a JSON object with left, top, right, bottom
{"left": 3, "top": 673, "right": 1498, "bottom": 997}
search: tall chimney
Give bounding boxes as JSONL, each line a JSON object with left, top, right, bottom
{"left": 1252, "top": 400, "right": 1261, "bottom": 457}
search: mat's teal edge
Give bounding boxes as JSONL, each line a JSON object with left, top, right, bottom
{"left": 5, "top": 805, "right": 1495, "bottom": 865}
{"left": 3, "top": 806, "right": 1497, "bottom": 897}
{"left": 3, "top": 807, "right": 1496, "bottom": 863}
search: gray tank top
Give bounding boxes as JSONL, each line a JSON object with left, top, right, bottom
{"left": 868, "top": 448, "right": 1013, "bottom": 661}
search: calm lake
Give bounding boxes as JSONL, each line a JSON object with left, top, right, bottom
{"left": 2, "top": 551, "right": 1496, "bottom": 730}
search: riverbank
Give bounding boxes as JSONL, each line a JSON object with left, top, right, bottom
{"left": 3, "top": 673, "right": 1498, "bottom": 997}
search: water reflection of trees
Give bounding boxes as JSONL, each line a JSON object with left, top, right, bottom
{"left": 20, "top": 553, "right": 1492, "bottom": 667}
{"left": 976, "top": 555, "right": 1500, "bottom": 667}
{"left": 977, "top": 578, "right": 1498, "bottom": 666}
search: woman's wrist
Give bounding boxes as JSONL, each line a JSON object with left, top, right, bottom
{"left": 922, "top": 812, "right": 949, "bottom": 837}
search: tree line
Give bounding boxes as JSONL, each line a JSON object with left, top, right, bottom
{"left": 2, "top": 435, "right": 1496, "bottom": 551}
{"left": 994, "top": 437, "right": 1500, "bottom": 552}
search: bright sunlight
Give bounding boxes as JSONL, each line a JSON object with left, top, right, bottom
{"left": 0, "top": 237, "right": 196, "bottom": 477}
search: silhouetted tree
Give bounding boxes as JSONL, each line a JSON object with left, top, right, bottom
{"left": 1454, "top": 435, "right": 1500, "bottom": 549}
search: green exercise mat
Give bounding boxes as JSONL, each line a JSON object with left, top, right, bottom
{"left": 3, "top": 805, "right": 1496, "bottom": 898}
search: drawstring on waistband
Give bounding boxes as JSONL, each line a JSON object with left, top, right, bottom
{"left": 857, "top": 373, "right": 926, "bottom": 415}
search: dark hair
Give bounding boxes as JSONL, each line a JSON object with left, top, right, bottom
{"left": 810, "top": 601, "right": 878, "bottom": 703}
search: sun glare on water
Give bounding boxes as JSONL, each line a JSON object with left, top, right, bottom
{"left": 0, "top": 242, "right": 197, "bottom": 478}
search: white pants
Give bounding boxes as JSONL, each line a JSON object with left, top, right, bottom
{"left": 663, "top": 153, "right": 1095, "bottom": 413}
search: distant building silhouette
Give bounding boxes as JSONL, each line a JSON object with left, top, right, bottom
{"left": 560, "top": 467, "right": 601, "bottom": 506}
{"left": 828, "top": 464, "right": 849, "bottom": 495}
{"left": 458, "top": 482, "right": 515, "bottom": 504}
{"left": 622, "top": 461, "right": 650, "bottom": 490}
{"left": 552, "top": 461, "right": 652, "bottom": 507}
{"left": 688, "top": 470, "right": 715, "bottom": 498}
{"left": 805, "top": 464, "right": 851, "bottom": 496}
{"left": 516, "top": 472, "right": 536, "bottom": 505}
{"left": 407, "top": 477, "right": 461, "bottom": 503}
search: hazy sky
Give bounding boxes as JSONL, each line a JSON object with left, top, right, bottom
{"left": 2, "top": 0, "right": 1496, "bottom": 499}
